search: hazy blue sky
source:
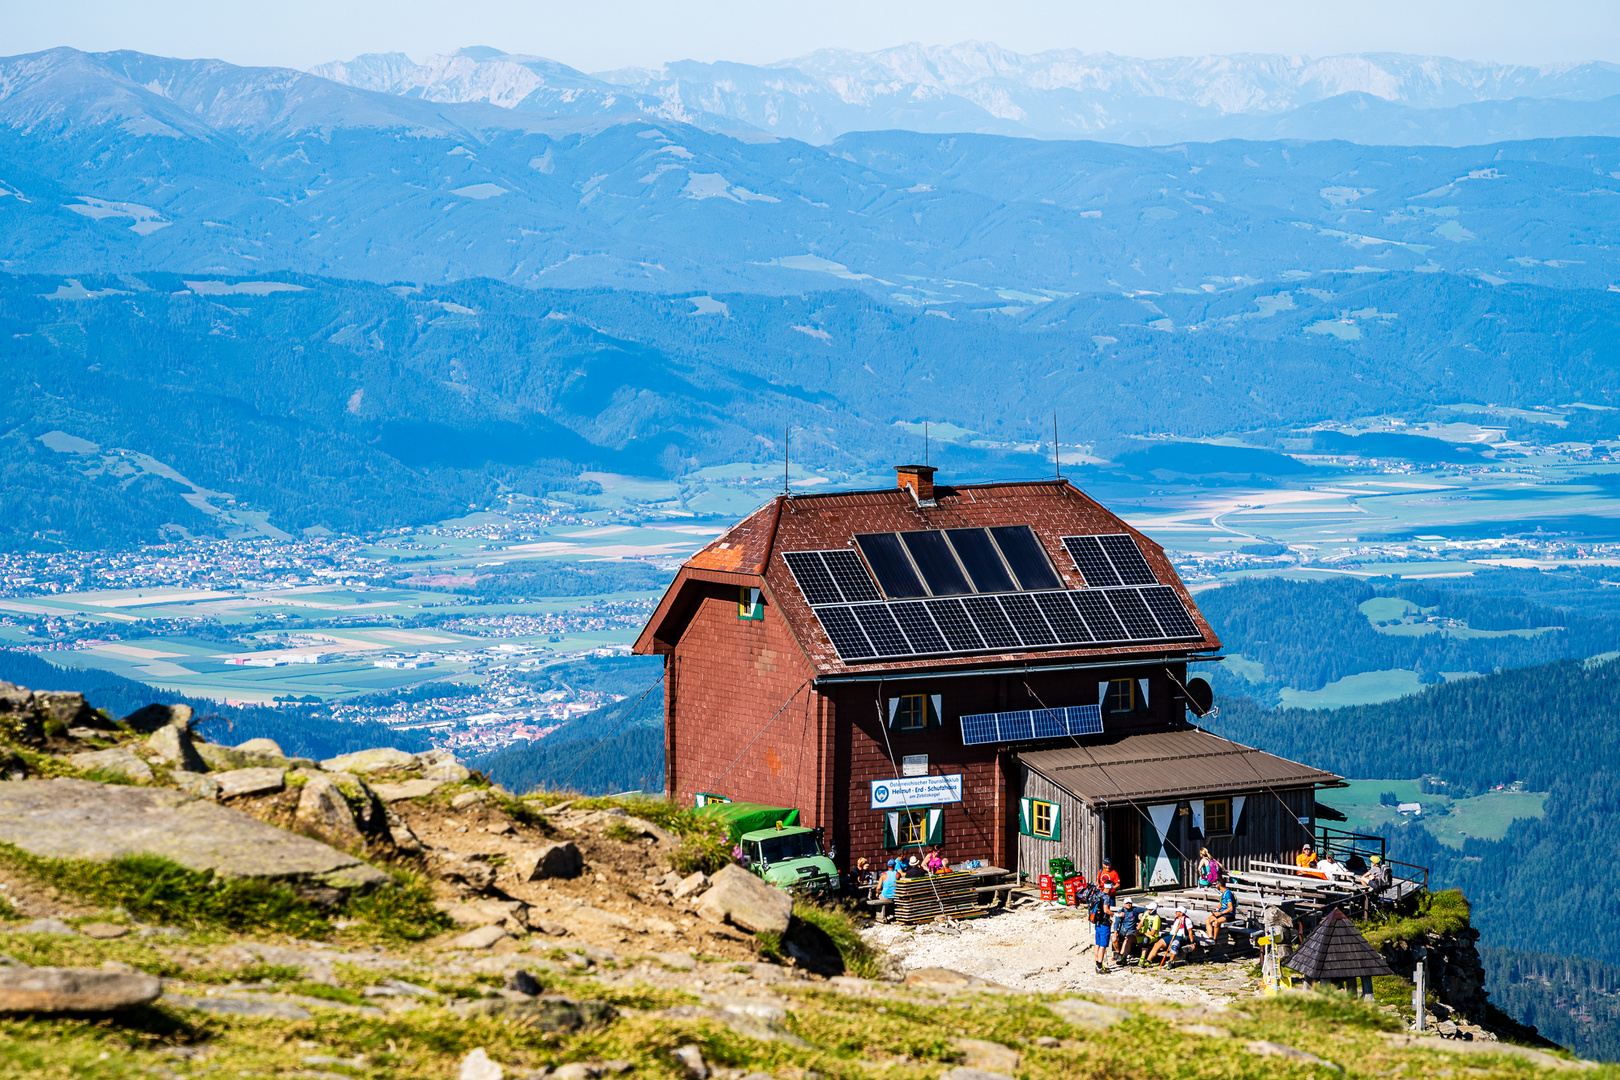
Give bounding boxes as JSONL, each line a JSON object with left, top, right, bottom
{"left": 3, "top": 0, "right": 1614, "bottom": 71}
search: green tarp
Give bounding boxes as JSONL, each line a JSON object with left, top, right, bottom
{"left": 694, "top": 800, "right": 800, "bottom": 841}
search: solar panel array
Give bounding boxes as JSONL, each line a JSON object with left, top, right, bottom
{"left": 782, "top": 531, "right": 1203, "bottom": 663}
{"left": 1062, "top": 534, "right": 1158, "bottom": 588}
{"left": 960, "top": 704, "right": 1104, "bottom": 746}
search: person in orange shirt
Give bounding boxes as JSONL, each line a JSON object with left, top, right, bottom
{"left": 1296, "top": 843, "right": 1326, "bottom": 879}
{"left": 1097, "top": 858, "right": 1121, "bottom": 896}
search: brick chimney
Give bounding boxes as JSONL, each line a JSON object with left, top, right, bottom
{"left": 895, "top": 464, "right": 937, "bottom": 505}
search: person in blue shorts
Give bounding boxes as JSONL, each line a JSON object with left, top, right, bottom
{"left": 1089, "top": 887, "right": 1114, "bottom": 974}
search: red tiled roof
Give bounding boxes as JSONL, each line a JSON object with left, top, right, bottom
{"left": 636, "top": 478, "right": 1222, "bottom": 675}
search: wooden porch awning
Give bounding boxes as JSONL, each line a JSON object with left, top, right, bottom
{"left": 1019, "top": 726, "right": 1341, "bottom": 806}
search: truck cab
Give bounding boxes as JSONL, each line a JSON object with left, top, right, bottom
{"left": 740, "top": 825, "right": 840, "bottom": 894}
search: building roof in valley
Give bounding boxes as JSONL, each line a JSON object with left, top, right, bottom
{"left": 1019, "top": 726, "right": 1341, "bottom": 805}
{"left": 635, "top": 468, "right": 1222, "bottom": 676}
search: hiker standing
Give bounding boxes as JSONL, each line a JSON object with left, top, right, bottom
{"left": 1089, "top": 885, "right": 1114, "bottom": 974}
{"left": 1196, "top": 847, "right": 1222, "bottom": 888}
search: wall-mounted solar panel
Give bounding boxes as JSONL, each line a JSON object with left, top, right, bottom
{"left": 782, "top": 551, "right": 843, "bottom": 606}
{"left": 960, "top": 704, "right": 1103, "bottom": 746}
{"left": 1099, "top": 534, "right": 1157, "bottom": 585}
{"left": 1106, "top": 588, "right": 1164, "bottom": 640}
{"left": 963, "top": 595, "right": 1021, "bottom": 649}
{"left": 890, "top": 601, "right": 948, "bottom": 654}
{"left": 815, "top": 606, "right": 874, "bottom": 658}
{"left": 945, "top": 528, "right": 1017, "bottom": 593}
{"left": 1141, "top": 586, "right": 1201, "bottom": 639}
{"left": 990, "top": 526, "right": 1063, "bottom": 591}
{"left": 998, "top": 593, "right": 1056, "bottom": 646}
{"left": 925, "top": 598, "right": 984, "bottom": 651}
{"left": 1062, "top": 535, "right": 1120, "bottom": 588}
{"left": 822, "top": 549, "right": 882, "bottom": 602}
{"left": 855, "top": 533, "right": 927, "bottom": 599}
{"left": 1072, "top": 591, "right": 1127, "bottom": 641}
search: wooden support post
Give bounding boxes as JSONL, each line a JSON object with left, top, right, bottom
{"left": 1413, "top": 947, "right": 1428, "bottom": 1032}
{"left": 1360, "top": 975, "right": 1374, "bottom": 1001}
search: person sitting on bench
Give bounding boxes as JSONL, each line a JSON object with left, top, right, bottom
{"left": 1204, "top": 876, "right": 1237, "bottom": 944}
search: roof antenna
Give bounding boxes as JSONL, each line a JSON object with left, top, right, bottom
{"left": 1053, "top": 412, "right": 1061, "bottom": 480}
{"left": 784, "top": 421, "right": 791, "bottom": 497}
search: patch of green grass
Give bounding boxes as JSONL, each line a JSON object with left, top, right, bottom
{"left": 338, "top": 869, "right": 454, "bottom": 943}
{"left": 288, "top": 982, "right": 369, "bottom": 1006}
{"left": 1361, "top": 888, "right": 1471, "bottom": 949}
{"left": 603, "top": 822, "right": 641, "bottom": 844}
{"left": 233, "top": 963, "right": 305, "bottom": 984}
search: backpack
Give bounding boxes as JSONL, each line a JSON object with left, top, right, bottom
{"left": 1088, "top": 892, "right": 1108, "bottom": 924}
{"left": 1202, "top": 858, "right": 1222, "bottom": 885}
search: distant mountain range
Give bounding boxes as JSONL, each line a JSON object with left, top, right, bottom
{"left": 3, "top": 48, "right": 1620, "bottom": 298}
{"left": 313, "top": 43, "right": 1620, "bottom": 146}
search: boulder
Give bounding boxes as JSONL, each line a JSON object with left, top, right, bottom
{"left": 458, "top": 995, "right": 616, "bottom": 1030}
{"left": 215, "top": 767, "right": 285, "bottom": 799}
{"left": 172, "top": 771, "right": 221, "bottom": 800}
{"left": 417, "top": 749, "right": 470, "bottom": 782}
{"left": 17, "top": 920, "right": 76, "bottom": 936}
{"left": 695, "top": 865, "right": 792, "bottom": 936}
{"left": 443, "top": 899, "right": 528, "bottom": 929}
{"left": 319, "top": 747, "right": 417, "bottom": 774}
{"left": 1048, "top": 998, "right": 1129, "bottom": 1029}
{"left": 146, "top": 725, "right": 206, "bottom": 773}
{"left": 452, "top": 790, "right": 488, "bottom": 809}
{"left": 940, "top": 1070, "right": 1016, "bottom": 1080}
{"left": 952, "top": 1039, "right": 1020, "bottom": 1075}
{"left": 68, "top": 747, "right": 153, "bottom": 784}
{"left": 440, "top": 855, "right": 497, "bottom": 892}
{"left": 673, "top": 1045, "right": 709, "bottom": 1080}
{"left": 0, "top": 966, "right": 161, "bottom": 1012}
{"left": 121, "top": 703, "right": 192, "bottom": 734}
{"left": 296, "top": 774, "right": 362, "bottom": 845}
{"left": 450, "top": 925, "right": 510, "bottom": 950}
{"left": 371, "top": 779, "right": 444, "bottom": 801}
{"left": 671, "top": 872, "right": 710, "bottom": 900}
{"left": 165, "top": 994, "right": 311, "bottom": 1019}
{"left": 34, "top": 692, "right": 97, "bottom": 731}
{"left": 194, "top": 743, "right": 312, "bottom": 772}
{"left": 0, "top": 684, "right": 40, "bottom": 746}
{"left": 79, "top": 923, "right": 130, "bottom": 940}
{"left": 0, "top": 749, "right": 26, "bottom": 781}
{"left": 460, "top": 1048, "right": 504, "bottom": 1080}
{"left": 511, "top": 842, "right": 583, "bottom": 881}
{"left": 236, "top": 738, "right": 284, "bottom": 756}
{"left": 0, "top": 779, "right": 386, "bottom": 890}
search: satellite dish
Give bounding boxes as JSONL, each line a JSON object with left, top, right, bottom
{"left": 1185, "top": 677, "right": 1214, "bottom": 717}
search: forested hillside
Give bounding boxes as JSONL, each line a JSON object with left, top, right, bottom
{"left": 1199, "top": 569, "right": 1620, "bottom": 700}
{"left": 8, "top": 270, "right": 1620, "bottom": 548}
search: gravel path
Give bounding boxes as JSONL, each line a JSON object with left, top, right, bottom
{"left": 864, "top": 905, "right": 1253, "bottom": 1005}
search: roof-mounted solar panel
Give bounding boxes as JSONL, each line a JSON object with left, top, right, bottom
{"left": 901, "top": 530, "right": 973, "bottom": 596}
{"left": 1106, "top": 588, "right": 1163, "bottom": 640}
{"left": 782, "top": 551, "right": 843, "bottom": 606}
{"left": 855, "top": 533, "right": 927, "bottom": 599}
{"left": 1072, "top": 591, "right": 1127, "bottom": 641}
{"left": 890, "top": 601, "right": 947, "bottom": 654}
{"left": 815, "top": 606, "right": 874, "bottom": 659}
{"left": 1034, "top": 591, "right": 1092, "bottom": 643}
{"left": 998, "top": 593, "right": 1056, "bottom": 647}
{"left": 989, "top": 526, "right": 1063, "bottom": 591}
{"left": 852, "top": 604, "right": 912, "bottom": 656}
{"left": 822, "top": 549, "right": 882, "bottom": 603}
{"left": 945, "top": 528, "right": 1017, "bottom": 593}
{"left": 1062, "top": 535, "right": 1120, "bottom": 588}
{"left": 925, "top": 598, "right": 985, "bottom": 652}
{"left": 1141, "top": 586, "right": 1201, "bottom": 639}
{"left": 963, "top": 595, "right": 1021, "bottom": 649}
{"left": 1099, "top": 534, "right": 1157, "bottom": 585}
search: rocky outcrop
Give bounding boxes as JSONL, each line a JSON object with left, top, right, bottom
{"left": 0, "top": 684, "right": 103, "bottom": 744}
{"left": 0, "top": 967, "right": 162, "bottom": 1012}
{"left": 120, "top": 703, "right": 192, "bottom": 734}
{"left": 67, "top": 747, "right": 153, "bottom": 783}
{"left": 145, "top": 724, "right": 206, "bottom": 773}
{"left": 511, "top": 841, "right": 583, "bottom": 881}
{"left": 0, "top": 779, "right": 386, "bottom": 891}
{"left": 1379, "top": 927, "right": 1490, "bottom": 1022}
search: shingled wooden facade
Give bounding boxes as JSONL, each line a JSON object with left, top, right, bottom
{"left": 635, "top": 468, "right": 1337, "bottom": 884}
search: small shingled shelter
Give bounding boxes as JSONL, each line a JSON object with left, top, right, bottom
{"left": 1289, "top": 908, "right": 1394, "bottom": 993}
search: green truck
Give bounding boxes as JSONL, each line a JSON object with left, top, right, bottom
{"left": 695, "top": 800, "right": 841, "bottom": 895}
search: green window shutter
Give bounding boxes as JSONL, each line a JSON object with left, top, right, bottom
{"left": 883, "top": 812, "right": 900, "bottom": 849}
{"left": 928, "top": 694, "right": 943, "bottom": 728}
{"left": 926, "top": 808, "right": 944, "bottom": 845}
{"left": 1048, "top": 801, "right": 1062, "bottom": 842}
{"left": 1019, "top": 797, "right": 1033, "bottom": 836}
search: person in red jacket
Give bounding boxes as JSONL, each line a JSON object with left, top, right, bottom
{"left": 1097, "top": 859, "right": 1121, "bottom": 896}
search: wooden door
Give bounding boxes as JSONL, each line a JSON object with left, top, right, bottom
{"left": 1105, "top": 807, "right": 1141, "bottom": 889}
